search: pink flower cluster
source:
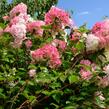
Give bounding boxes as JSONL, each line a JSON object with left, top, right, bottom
{"left": 99, "top": 64, "right": 109, "bottom": 87}
{"left": 99, "top": 76, "right": 109, "bottom": 88}
{"left": 27, "top": 21, "right": 45, "bottom": 36}
{"left": 3, "top": 3, "right": 29, "bottom": 47}
{"left": 71, "top": 30, "right": 81, "bottom": 41}
{"left": 80, "top": 60, "right": 96, "bottom": 80}
{"left": 5, "top": 23, "right": 27, "bottom": 48}
{"left": 3, "top": 3, "right": 74, "bottom": 48}
{"left": 80, "top": 70, "right": 92, "bottom": 80}
{"left": 31, "top": 44, "right": 61, "bottom": 68}
{"left": 45, "top": 6, "right": 73, "bottom": 30}
{"left": 3, "top": 15, "right": 9, "bottom": 21}
{"left": 3, "top": 3, "right": 45, "bottom": 47}
{"left": 10, "top": 3, "right": 27, "bottom": 18}
{"left": 10, "top": 13, "right": 29, "bottom": 25}
{"left": 52, "top": 39, "right": 66, "bottom": 51}
{"left": 92, "top": 19, "right": 109, "bottom": 48}
{"left": 25, "top": 39, "right": 32, "bottom": 49}
{"left": 80, "top": 59, "right": 91, "bottom": 66}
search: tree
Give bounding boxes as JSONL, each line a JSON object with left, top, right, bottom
{"left": 0, "top": 0, "right": 58, "bottom": 21}
{"left": 0, "top": 0, "right": 12, "bottom": 21}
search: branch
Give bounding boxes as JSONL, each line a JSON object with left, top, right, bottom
{"left": 18, "top": 100, "right": 29, "bottom": 109}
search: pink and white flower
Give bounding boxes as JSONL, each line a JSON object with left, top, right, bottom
{"left": 9, "top": 24, "right": 26, "bottom": 39}
{"left": 92, "top": 19, "right": 109, "bottom": 48}
{"left": 86, "top": 34, "right": 100, "bottom": 51}
{"left": 28, "top": 69, "right": 36, "bottom": 77}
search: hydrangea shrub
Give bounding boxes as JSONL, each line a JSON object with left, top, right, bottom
{"left": 0, "top": 3, "right": 109, "bottom": 109}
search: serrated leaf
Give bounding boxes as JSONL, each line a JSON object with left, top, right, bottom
{"left": 60, "top": 75, "right": 66, "bottom": 82}
{"left": 68, "top": 75, "right": 79, "bottom": 84}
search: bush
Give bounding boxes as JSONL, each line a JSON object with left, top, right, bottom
{"left": 0, "top": 2, "right": 109, "bottom": 109}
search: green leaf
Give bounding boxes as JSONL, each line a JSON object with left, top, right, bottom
{"left": 52, "top": 93, "right": 61, "bottom": 103}
{"left": 95, "top": 97, "right": 106, "bottom": 108}
{"left": 42, "top": 90, "right": 51, "bottom": 96}
{"left": 28, "top": 64, "right": 37, "bottom": 69}
{"left": 76, "top": 41, "right": 85, "bottom": 51}
{"left": 28, "top": 96, "right": 36, "bottom": 102}
{"left": 64, "top": 106, "right": 77, "bottom": 109}
{"left": 60, "top": 74, "right": 66, "bottom": 82}
{"left": 0, "top": 23, "right": 6, "bottom": 28}
{"left": 0, "top": 91, "right": 6, "bottom": 99}
{"left": 0, "top": 106, "right": 4, "bottom": 109}
{"left": 49, "top": 82, "right": 61, "bottom": 89}
{"left": 68, "top": 75, "right": 79, "bottom": 84}
{"left": 50, "top": 103, "right": 59, "bottom": 109}
{"left": 22, "top": 90, "right": 29, "bottom": 99}
{"left": 0, "top": 76, "right": 5, "bottom": 81}
{"left": 41, "top": 25, "right": 52, "bottom": 30}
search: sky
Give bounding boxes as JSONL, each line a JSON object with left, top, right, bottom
{"left": 8, "top": 0, "right": 109, "bottom": 28}
{"left": 8, "top": 0, "right": 11, "bottom": 3}
{"left": 57, "top": 0, "right": 109, "bottom": 28}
